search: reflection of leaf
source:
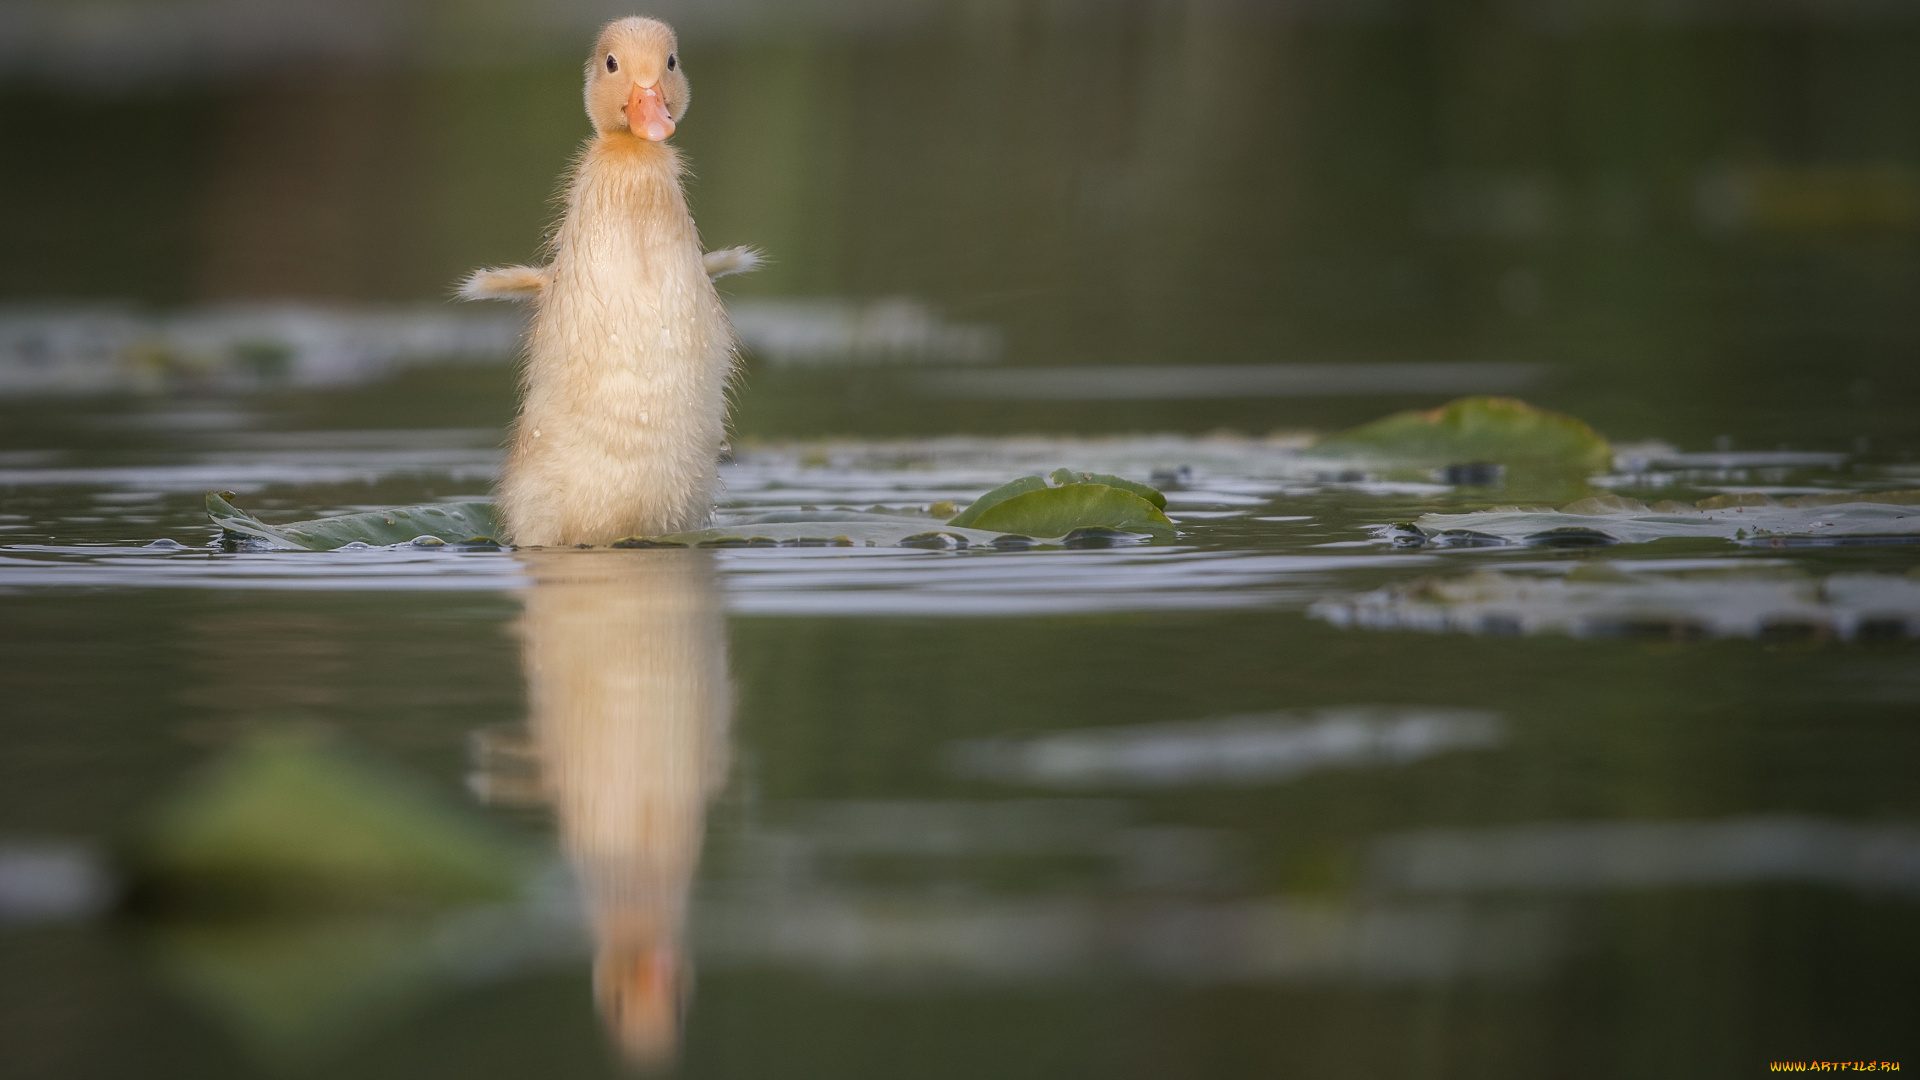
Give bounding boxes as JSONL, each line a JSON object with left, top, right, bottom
{"left": 952, "top": 708, "right": 1502, "bottom": 789}
{"left": 1401, "top": 490, "right": 1920, "bottom": 546}
{"left": 136, "top": 728, "right": 529, "bottom": 914}
{"left": 1314, "top": 397, "right": 1612, "bottom": 472}
{"left": 152, "top": 902, "right": 574, "bottom": 1066}
{"left": 1312, "top": 566, "right": 1920, "bottom": 640}
{"left": 136, "top": 732, "right": 554, "bottom": 1067}
{"left": 208, "top": 493, "right": 498, "bottom": 550}
{"left": 152, "top": 915, "right": 453, "bottom": 1067}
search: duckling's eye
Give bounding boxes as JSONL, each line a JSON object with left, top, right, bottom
{"left": 605, "top": 54, "right": 618, "bottom": 73}
{"left": 667, "top": 53, "right": 676, "bottom": 71}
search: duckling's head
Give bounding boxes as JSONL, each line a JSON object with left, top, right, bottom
{"left": 586, "top": 17, "right": 689, "bottom": 141}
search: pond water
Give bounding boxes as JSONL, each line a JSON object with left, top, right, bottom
{"left": 3, "top": 2, "right": 1920, "bottom": 1077}
{"left": 3, "top": 393, "right": 1916, "bottom": 1077}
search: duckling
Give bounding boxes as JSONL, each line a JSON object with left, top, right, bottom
{"left": 459, "top": 16, "right": 761, "bottom": 546}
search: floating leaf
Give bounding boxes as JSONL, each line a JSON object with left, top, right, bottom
{"left": 946, "top": 470, "right": 1172, "bottom": 538}
{"left": 959, "top": 484, "right": 1175, "bottom": 540}
{"left": 134, "top": 729, "right": 530, "bottom": 914}
{"left": 1313, "top": 397, "right": 1613, "bottom": 473}
{"left": 946, "top": 475, "right": 1050, "bottom": 527}
{"left": 208, "top": 493, "right": 499, "bottom": 551}
{"left": 1395, "top": 490, "right": 1920, "bottom": 547}
{"left": 1047, "top": 468, "right": 1169, "bottom": 509}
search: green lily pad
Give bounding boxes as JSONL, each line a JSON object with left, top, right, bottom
{"left": 1313, "top": 396, "right": 1613, "bottom": 473}
{"left": 958, "top": 483, "right": 1175, "bottom": 540}
{"left": 947, "top": 471, "right": 1173, "bottom": 538}
{"left": 134, "top": 728, "right": 530, "bottom": 914}
{"left": 208, "top": 493, "right": 499, "bottom": 550}
{"left": 945, "top": 475, "right": 1050, "bottom": 527}
{"left": 1047, "top": 468, "right": 1169, "bottom": 509}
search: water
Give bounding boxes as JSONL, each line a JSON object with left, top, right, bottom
{"left": 3, "top": 396, "right": 1916, "bottom": 1075}
{"left": 3, "top": 2, "right": 1919, "bottom": 1076}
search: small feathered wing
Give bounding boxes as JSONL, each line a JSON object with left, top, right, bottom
{"left": 457, "top": 246, "right": 762, "bottom": 302}
{"left": 699, "top": 246, "right": 763, "bottom": 280}
{"left": 457, "top": 265, "right": 551, "bottom": 301}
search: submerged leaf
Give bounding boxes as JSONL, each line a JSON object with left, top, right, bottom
{"left": 1314, "top": 397, "right": 1613, "bottom": 473}
{"left": 208, "top": 493, "right": 499, "bottom": 550}
{"left": 135, "top": 729, "right": 529, "bottom": 914}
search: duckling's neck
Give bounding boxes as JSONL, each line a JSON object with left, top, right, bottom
{"left": 572, "top": 134, "right": 690, "bottom": 238}
{"left": 593, "top": 131, "right": 682, "bottom": 175}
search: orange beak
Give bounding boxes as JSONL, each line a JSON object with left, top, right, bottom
{"left": 624, "top": 83, "right": 676, "bottom": 141}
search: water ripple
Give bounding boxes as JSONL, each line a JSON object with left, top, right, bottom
{"left": 0, "top": 543, "right": 1431, "bottom": 615}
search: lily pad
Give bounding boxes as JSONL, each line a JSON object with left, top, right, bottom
{"left": 1313, "top": 397, "right": 1613, "bottom": 473}
{"left": 1047, "top": 468, "right": 1169, "bottom": 509}
{"left": 1393, "top": 490, "right": 1920, "bottom": 547}
{"left": 948, "top": 472, "right": 1174, "bottom": 538}
{"left": 945, "top": 475, "right": 1051, "bottom": 527}
{"left": 955, "top": 484, "right": 1174, "bottom": 539}
{"left": 209, "top": 493, "right": 499, "bottom": 550}
{"left": 133, "top": 728, "right": 530, "bottom": 914}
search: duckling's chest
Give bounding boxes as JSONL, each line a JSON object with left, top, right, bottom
{"left": 562, "top": 214, "right": 709, "bottom": 335}
{"left": 539, "top": 213, "right": 722, "bottom": 383}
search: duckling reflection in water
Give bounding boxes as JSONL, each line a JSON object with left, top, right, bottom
{"left": 503, "top": 549, "right": 732, "bottom": 1066}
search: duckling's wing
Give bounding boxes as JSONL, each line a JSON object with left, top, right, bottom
{"left": 458, "top": 265, "right": 552, "bottom": 302}
{"left": 703, "top": 246, "right": 763, "bottom": 281}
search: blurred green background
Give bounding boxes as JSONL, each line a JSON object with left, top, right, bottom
{"left": 2, "top": 0, "right": 1916, "bottom": 446}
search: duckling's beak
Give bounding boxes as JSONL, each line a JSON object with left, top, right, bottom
{"left": 624, "top": 82, "right": 676, "bottom": 141}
